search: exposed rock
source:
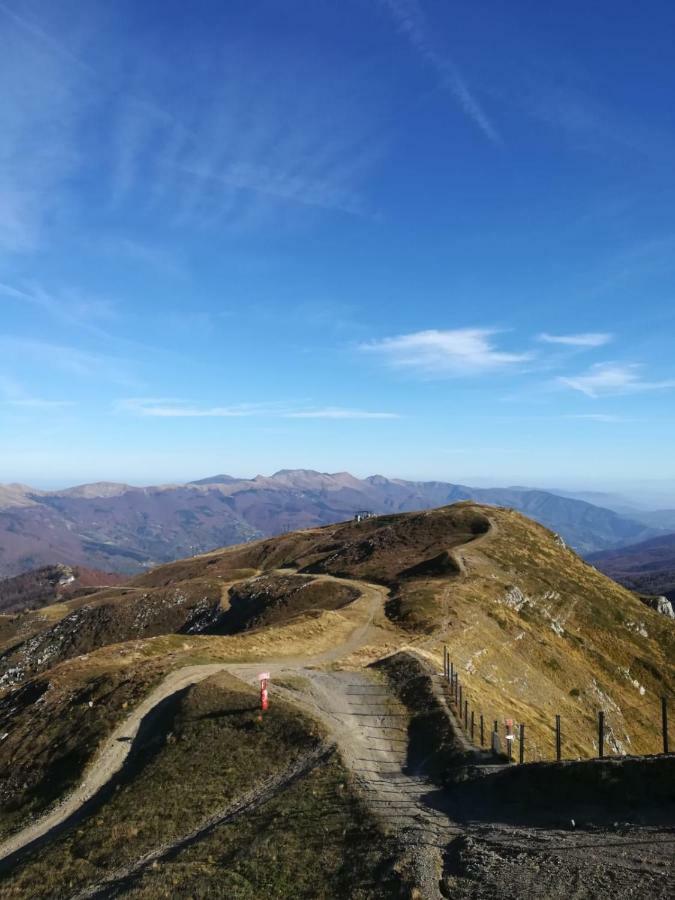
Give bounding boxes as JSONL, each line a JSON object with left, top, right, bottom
{"left": 639, "top": 595, "right": 675, "bottom": 619}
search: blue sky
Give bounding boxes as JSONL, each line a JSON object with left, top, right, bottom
{"left": 2, "top": 0, "right": 675, "bottom": 500}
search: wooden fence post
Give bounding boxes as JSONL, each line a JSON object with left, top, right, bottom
{"left": 555, "top": 714, "right": 561, "bottom": 762}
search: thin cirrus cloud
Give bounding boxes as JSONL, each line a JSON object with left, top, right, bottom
{"left": 0, "top": 3, "right": 88, "bottom": 253}
{"left": 361, "top": 328, "right": 530, "bottom": 375}
{"left": 0, "top": 280, "right": 116, "bottom": 337}
{"left": 564, "top": 413, "right": 626, "bottom": 423}
{"left": 0, "top": 336, "right": 137, "bottom": 387}
{"left": 0, "top": 2, "right": 380, "bottom": 252}
{"left": 0, "top": 375, "right": 73, "bottom": 411}
{"left": 559, "top": 363, "right": 675, "bottom": 398}
{"left": 538, "top": 332, "right": 613, "bottom": 348}
{"left": 118, "top": 399, "right": 399, "bottom": 420}
{"left": 377, "top": 0, "right": 501, "bottom": 144}
{"left": 109, "top": 49, "right": 381, "bottom": 229}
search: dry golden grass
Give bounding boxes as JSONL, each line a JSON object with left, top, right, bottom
{"left": 418, "top": 507, "right": 674, "bottom": 759}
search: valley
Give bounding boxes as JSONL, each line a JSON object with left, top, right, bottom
{"left": 590, "top": 533, "right": 675, "bottom": 602}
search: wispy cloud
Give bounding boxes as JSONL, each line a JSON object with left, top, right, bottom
{"left": 378, "top": 0, "right": 500, "bottom": 144}
{"left": 0, "top": 2, "right": 91, "bottom": 73}
{"left": 285, "top": 407, "right": 398, "bottom": 420}
{"left": 0, "top": 336, "right": 136, "bottom": 385}
{"left": 0, "top": 375, "right": 73, "bottom": 410}
{"left": 0, "top": 3, "right": 382, "bottom": 251}
{"left": 0, "top": 280, "right": 116, "bottom": 336}
{"left": 559, "top": 363, "right": 675, "bottom": 398}
{"left": 361, "top": 328, "right": 530, "bottom": 375}
{"left": 564, "top": 413, "right": 626, "bottom": 423}
{"left": 539, "top": 332, "right": 612, "bottom": 348}
{"left": 96, "top": 236, "right": 186, "bottom": 278}
{"left": 118, "top": 399, "right": 399, "bottom": 420}
{"left": 108, "top": 50, "right": 382, "bottom": 229}
{"left": 0, "top": 4, "right": 86, "bottom": 252}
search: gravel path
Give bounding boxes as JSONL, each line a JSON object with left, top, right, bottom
{"left": 295, "top": 669, "right": 458, "bottom": 899}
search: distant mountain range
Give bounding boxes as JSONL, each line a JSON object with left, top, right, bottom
{"left": 589, "top": 534, "right": 675, "bottom": 601}
{"left": 0, "top": 469, "right": 667, "bottom": 578}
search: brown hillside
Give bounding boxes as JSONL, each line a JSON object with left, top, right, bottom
{"left": 0, "top": 502, "right": 672, "bottom": 899}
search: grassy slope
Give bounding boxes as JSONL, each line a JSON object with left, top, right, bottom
{"left": 1, "top": 673, "right": 398, "bottom": 900}
{"left": 0, "top": 658, "right": 170, "bottom": 839}
{"left": 186, "top": 502, "right": 672, "bottom": 758}
{"left": 0, "top": 501, "right": 673, "bottom": 875}
{"left": 427, "top": 507, "right": 674, "bottom": 758}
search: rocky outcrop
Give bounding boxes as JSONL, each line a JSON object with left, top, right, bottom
{"left": 640, "top": 594, "right": 675, "bottom": 619}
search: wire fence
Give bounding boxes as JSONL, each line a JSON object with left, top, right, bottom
{"left": 442, "top": 646, "right": 671, "bottom": 764}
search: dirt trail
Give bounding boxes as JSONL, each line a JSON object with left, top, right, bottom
{"left": 0, "top": 572, "right": 390, "bottom": 867}
{"left": 0, "top": 663, "right": 227, "bottom": 865}
{"left": 288, "top": 669, "right": 458, "bottom": 899}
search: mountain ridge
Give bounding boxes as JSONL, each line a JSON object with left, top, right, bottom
{"left": 0, "top": 470, "right": 663, "bottom": 578}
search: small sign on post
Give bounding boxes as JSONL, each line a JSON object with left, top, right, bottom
{"left": 258, "top": 672, "right": 270, "bottom": 713}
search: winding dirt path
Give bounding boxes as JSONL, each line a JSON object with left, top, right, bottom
{"left": 0, "top": 562, "right": 478, "bottom": 898}
{"left": 0, "top": 663, "right": 227, "bottom": 865}
{"left": 0, "top": 572, "right": 389, "bottom": 867}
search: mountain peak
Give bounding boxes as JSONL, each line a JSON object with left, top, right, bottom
{"left": 190, "top": 474, "right": 237, "bottom": 486}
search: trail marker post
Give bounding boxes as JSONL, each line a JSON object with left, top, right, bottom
{"left": 258, "top": 672, "right": 270, "bottom": 713}
{"left": 480, "top": 714, "right": 484, "bottom": 747}
{"left": 464, "top": 698, "right": 468, "bottom": 726}
{"left": 470, "top": 710, "right": 475, "bottom": 741}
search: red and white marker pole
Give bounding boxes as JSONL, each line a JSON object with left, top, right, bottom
{"left": 258, "top": 672, "right": 270, "bottom": 712}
